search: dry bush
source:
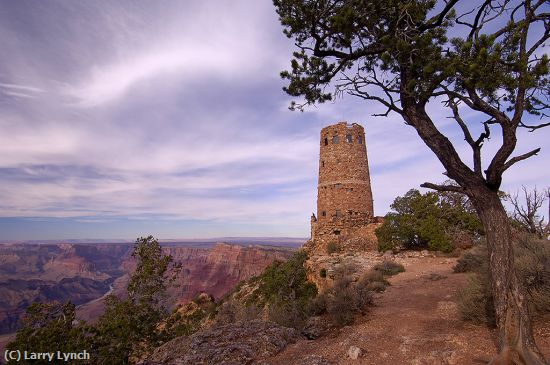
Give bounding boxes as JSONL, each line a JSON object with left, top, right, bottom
{"left": 307, "top": 294, "right": 327, "bottom": 316}
{"left": 326, "top": 241, "right": 340, "bottom": 254}
{"left": 453, "top": 243, "right": 488, "bottom": 273}
{"left": 214, "top": 302, "right": 236, "bottom": 325}
{"left": 373, "top": 260, "right": 405, "bottom": 276}
{"left": 324, "top": 274, "right": 373, "bottom": 327}
{"left": 515, "top": 238, "right": 550, "bottom": 315}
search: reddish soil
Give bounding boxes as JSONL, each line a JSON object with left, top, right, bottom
{"left": 267, "top": 257, "right": 550, "bottom": 364}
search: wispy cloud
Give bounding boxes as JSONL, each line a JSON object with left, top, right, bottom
{"left": 0, "top": 0, "right": 548, "bottom": 240}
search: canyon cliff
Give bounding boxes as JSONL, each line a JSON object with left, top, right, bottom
{"left": 0, "top": 241, "right": 295, "bottom": 335}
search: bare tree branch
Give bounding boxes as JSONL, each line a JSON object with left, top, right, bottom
{"left": 503, "top": 148, "right": 541, "bottom": 171}
{"left": 420, "top": 182, "right": 466, "bottom": 193}
{"left": 505, "top": 185, "right": 549, "bottom": 237}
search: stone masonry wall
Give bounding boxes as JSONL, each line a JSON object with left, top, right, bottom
{"left": 310, "top": 122, "right": 375, "bottom": 249}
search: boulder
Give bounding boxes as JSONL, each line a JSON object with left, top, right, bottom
{"left": 347, "top": 345, "right": 363, "bottom": 360}
{"left": 301, "top": 316, "right": 332, "bottom": 340}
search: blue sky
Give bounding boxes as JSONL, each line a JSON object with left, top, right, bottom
{"left": 0, "top": 1, "right": 548, "bottom": 240}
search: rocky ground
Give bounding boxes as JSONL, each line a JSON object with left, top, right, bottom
{"left": 265, "top": 255, "right": 550, "bottom": 365}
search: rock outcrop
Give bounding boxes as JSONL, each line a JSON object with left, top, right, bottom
{"left": 143, "top": 320, "right": 299, "bottom": 365}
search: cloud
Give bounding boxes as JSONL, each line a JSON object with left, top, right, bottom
{"left": 0, "top": 82, "right": 43, "bottom": 99}
{"left": 0, "top": 0, "right": 548, "bottom": 239}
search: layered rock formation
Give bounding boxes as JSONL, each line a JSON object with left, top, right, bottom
{"left": 0, "top": 243, "right": 130, "bottom": 334}
{"left": 167, "top": 243, "right": 293, "bottom": 304}
{"left": 0, "top": 242, "right": 293, "bottom": 335}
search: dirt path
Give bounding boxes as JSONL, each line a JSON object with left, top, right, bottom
{"left": 267, "top": 257, "right": 550, "bottom": 365}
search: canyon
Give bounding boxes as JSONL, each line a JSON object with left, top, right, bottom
{"left": 0, "top": 239, "right": 298, "bottom": 338}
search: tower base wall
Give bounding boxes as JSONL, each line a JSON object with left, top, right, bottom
{"left": 304, "top": 216, "right": 383, "bottom": 254}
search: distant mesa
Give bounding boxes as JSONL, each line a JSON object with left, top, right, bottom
{"left": 305, "top": 121, "right": 382, "bottom": 254}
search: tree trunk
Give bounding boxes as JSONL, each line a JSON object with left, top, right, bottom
{"left": 469, "top": 187, "right": 547, "bottom": 365}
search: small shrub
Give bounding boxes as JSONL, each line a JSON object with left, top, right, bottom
{"left": 366, "top": 280, "right": 387, "bottom": 292}
{"left": 236, "top": 304, "right": 262, "bottom": 322}
{"left": 333, "top": 262, "right": 358, "bottom": 279}
{"left": 307, "top": 294, "right": 327, "bottom": 316}
{"left": 355, "top": 279, "right": 374, "bottom": 309}
{"left": 373, "top": 260, "right": 405, "bottom": 276}
{"left": 326, "top": 277, "right": 358, "bottom": 326}
{"left": 268, "top": 302, "right": 305, "bottom": 329}
{"left": 214, "top": 302, "right": 236, "bottom": 325}
{"left": 361, "top": 270, "right": 387, "bottom": 284}
{"left": 326, "top": 242, "right": 340, "bottom": 254}
{"left": 358, "top": 269, "right": 392, "bottom": 292}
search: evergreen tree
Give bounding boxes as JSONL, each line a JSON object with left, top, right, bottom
{"left": 376, "top": 189, "right": 483, "bottom": 252}
{"left": 93, "top": 235, "right": 176, "bottom": 364}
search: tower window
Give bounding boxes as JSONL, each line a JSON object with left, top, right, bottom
{"left": 335, "top": 210, "right": 342, "bottom": 218}
{"left": 346, "top": 134, "right": 353, "bottom": 143}
{"left": 358, "top": 136, "right": 363, "bottom": 144}
{"left": 321, "top": 161, "right": 325, "bottom": 167}
{"left": 334, "top": 230, "right": 340, "bottom": 235}
{"left": 324, "top": 138, "right": 328, "bottom": 146}
{"left": 332, "top": 135, "right": 339, "bottom": 144}
{"left": 321, "top": 211, "right": 326, "bottom": 217}
{"left": 335, "top": 183, "right": 342, "bottom": 189}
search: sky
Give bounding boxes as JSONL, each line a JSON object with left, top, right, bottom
{"left": 0, "top": 1, "right": 548, "bottom": 240}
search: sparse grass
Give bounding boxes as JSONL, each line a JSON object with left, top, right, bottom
{"left": 457, "top": 274, "right": 495, "bottom": 326}
{"left": 456, "top": 237, "right": 550, "bottom": 326}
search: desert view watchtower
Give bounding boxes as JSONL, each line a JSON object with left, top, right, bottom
{"left": 310, "top": 122, "right": 375, "bottom": 248}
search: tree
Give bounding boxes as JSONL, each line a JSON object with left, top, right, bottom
{"left": 6, "top": 302, "right": 92, "bottom": 365}
{"left": 376, "top": 188, "right": 483, "bottom": 252}
{"left": 273, "top": 1, "right": 549, "bottom": 363}
{"left": 93, "top": 235, "right": 177, "bottom": 364}
{"left": 506, "top": 186, "right": 550, "bottom": 238}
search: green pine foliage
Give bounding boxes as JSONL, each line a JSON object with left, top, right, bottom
{"left": 93, "top": 236, "right": 176, "bottom": 363}
{"left": 376, "top": 189, "right": 483, "bottom": 253}
{"left": 6, "top": 302, "right": 92, "bottom": 365}
{"left": 254, "top": 250, "right": 318, "bottom": 317}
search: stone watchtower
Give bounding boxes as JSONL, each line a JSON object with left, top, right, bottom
{"left": 310, "top": 122, "right": 374, "bottom": 247}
